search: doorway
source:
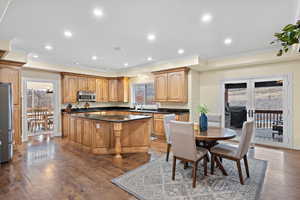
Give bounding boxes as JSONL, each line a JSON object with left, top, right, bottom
{"left": 221, "top": 75, "right": 293, "bottom": 148}
{"left": 22, "top": 79, "right": 59, "bottom": 142}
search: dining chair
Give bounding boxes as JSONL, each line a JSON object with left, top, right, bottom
{"left": 163, "top": 114, "right": 176, "bottom": 162}
{"left": 210, "top": 120, "right": 254, "bottom": 184}
{"left": 170, "top": 121, "right": 208, "bottom": 188}
{"left": 207, "top": 114, "right": 222, "bottom": 128}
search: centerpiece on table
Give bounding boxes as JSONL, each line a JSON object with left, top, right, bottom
{"left": 197, "top": 104, "right": 208, "bottom": 132}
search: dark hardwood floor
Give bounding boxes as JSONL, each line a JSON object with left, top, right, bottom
{"left": 0, "top": 135, "right": 300, "bottom": 200}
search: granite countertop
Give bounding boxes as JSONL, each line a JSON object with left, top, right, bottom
{"left": 72, "top": 113, "right": 152, "bottom": 122}
{"left": 62, "top": 106, "right": 189, "bottom": 114}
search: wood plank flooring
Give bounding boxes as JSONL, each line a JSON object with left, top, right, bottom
{"left": 0, "top": 135, "right": 299, "bottom": 200}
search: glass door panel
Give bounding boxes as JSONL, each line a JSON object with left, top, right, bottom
{"left": 223, "top": 82, "right": 250, "bottom": 141}
{"left": 26, "top": 81, "right": 54, "bottom": 136}
{"left": 253, "top": 80, "right": 285, "bottom": 145}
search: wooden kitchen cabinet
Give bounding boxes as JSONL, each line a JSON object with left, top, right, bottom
{"left": 62, "top": 113, "right": 70, "bottom": 138}
{"left": 88, "top": 78, "right": 96, "bottom": 92}
{"left": 153, "top": 114, "right": 165, "bottom": 139}
{"left": 167, "top": 71, "right": 187, "bottom": 102}
{"left": 102, "top": 78, "right": 109, "bottom": 102}
{"left": 96, "top": 78, "right": 109, "bottom": 102}
{"left": 78, "top": 77, "right": 88, "bottom": 91}
{"left": 108, "top": 78, "right": 119, "bottom": 102}
{"left": 0, "top": 65, "right": 22, "bottom": 145}
{"left": 69, "top": 117, "right": 77, "bottom": 142}
{"left": 62, "top": 75, "right": 78, "bottom": 103}
{"left": 13, "top": 105, "right": 21, "bottom": 145}
{"left": 118, "top": 77, "right": 129, "bottom": 102}
{"left": 152, "top": 67, "right": 189, "bottom": 103}
{"left": 154, "top": 74, "right": 168, "bottom": 102}
{"left": 76, "top": 118, "right": 83, "bottom": 144}
{"left": 82, "top": 119, "right": 92, "bottom": 147}
{"left": 0, "top": 67, "right": 20, "bottom": 105}
{"left": 61, "top": 73, "right": 129, "bottom": 103}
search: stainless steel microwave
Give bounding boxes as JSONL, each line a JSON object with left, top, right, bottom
{"left": 77, "top": 91, "right": 96, "bottom": 102}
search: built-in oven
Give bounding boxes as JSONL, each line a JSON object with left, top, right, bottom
{"left": 77, "top": 91, "right": 96, "bottom": 102}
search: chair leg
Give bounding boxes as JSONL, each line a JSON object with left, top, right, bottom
{"left": 166, "top": 143, "right": 171, "bottom": 162}
{"left": 204, "top": 156, "right": 208, "bottom": 176}
{"left": 244, "top": 155, "right": 250, "bottom": 178}
{"left": 211, "top": 153, "right": 215, "bottom": 175}
{"left": 236, "top": 160, "right": 244, "bottom": 185}
{"left": 192, "top": 161, "right": 198, "bottom": 188}
{"left": 172, "top": 156, "right": 177, "bottom": 180}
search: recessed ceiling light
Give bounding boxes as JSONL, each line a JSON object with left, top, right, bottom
{"left": 147, "top": 33, "right": 156, "bottom": 42}
{"left": 64, "top": 30, "right": 73, "bottom": 38}
{"left": 177, "top": 49, "right": 185, "bottom": 55}
{"left": 124, "top": 63, "right": 128, "bottom": 67}
{"left": 31, "top": 53, "right": 39, "bottom": 58}
{"left": 147, "top": 57, "right": 153, "bottom": 61}
{"left": 224, "top": 38, "right": 232, "bottom": 45}
{"left": 92, "top": 55, "right": 98, "bottom": 60}
{"left": 93, "top": 8, "right": 103, "bottom": 17}
{"left": 44, "top": 45, "right": 53, "bottom": 50}
{"left": 201, "top": 13, "right": 213, "bottom": 23}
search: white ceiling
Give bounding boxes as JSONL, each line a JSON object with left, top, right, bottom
{"left": 0, "top": 0, "right": 298, "bottom": 71}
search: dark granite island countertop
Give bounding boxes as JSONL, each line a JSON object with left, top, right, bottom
{"left": 72, "top": 113, "right": 152, "bottom": 122}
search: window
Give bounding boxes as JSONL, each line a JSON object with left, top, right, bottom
{"left": 133, "top": 83, "right": 155, "bottom": 105}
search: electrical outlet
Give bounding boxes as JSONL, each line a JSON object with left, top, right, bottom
{"left": 96, "top": 124, "right": 100, "bottom": 129}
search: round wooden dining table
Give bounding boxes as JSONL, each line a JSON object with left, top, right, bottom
{"left": 194, "top": 127, "right": 237, "bottom": 142}
{"left": 194, "top": 127, "right": 237, "bottom": 176}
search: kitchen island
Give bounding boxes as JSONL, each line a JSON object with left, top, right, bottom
{"left": 65, "top": 113, "right": 152, "bottom": 158}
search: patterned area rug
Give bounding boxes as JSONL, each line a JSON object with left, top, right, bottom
{"left": 112, "top": 155, "right": 267, "bottom": 200}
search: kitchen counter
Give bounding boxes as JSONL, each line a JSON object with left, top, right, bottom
{"left": 65, "top": 112, "right": 152, "bottom": 158}
{"left": 62, "top": 106, "right": 189, "bottom": 114}
{"left": 72, "top": 113, "right": 152, "bottom": 122}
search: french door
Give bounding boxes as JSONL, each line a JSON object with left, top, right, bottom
{"left": 221, "top": 75, "right": 292, "bottom": 148}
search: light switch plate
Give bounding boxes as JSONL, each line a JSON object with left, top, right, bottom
{"left": 96, "top": 124, "right": 100, "bottom": 129}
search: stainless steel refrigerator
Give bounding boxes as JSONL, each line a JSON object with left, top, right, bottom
{"left": 0, "top": 82, "right": 13, "bottom": 163}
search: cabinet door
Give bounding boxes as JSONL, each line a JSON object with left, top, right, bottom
{"left": 108, "top": 79, "right": 119, "bottom": 102}
{"left": 95, "top": 78, "right": 102, "bottom": 102}
{"left": 88, "top": 78, "right": 96, "bottom": 92}
{"left": 0, "top": 67, "right": 20, "bottom": 105}
{"left": 76, "top": 118, "right": 83, "bottom": 144}
{"left": 167, "top": 71, "right": 186, "bottom": 102}
{"left": 82, "top": 120, "right": 92, "bottom": 146}
{"left": 154, "top": 74, "right": 168, "bottom": 101}
{"left": 63, "top": 76, "right": 78, "bottom": 103}
{"left": 62, "top": 114, "right": 70, "bottom": 138}
{"left": 13, "top": 105, "right": 21, "bottom": 145}
{"left": 102, "top": 78, "right": 109, "bottom": 102}
{"left": 78, "top": 77, "right": 88, "bottom": 91}
{"left": 153, "top": 118, "right": 165, "bottom": 139}
{"left": 69, "top": 117, "right": 76, "bottom": 142}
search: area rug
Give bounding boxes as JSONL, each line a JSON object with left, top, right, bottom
{"left": 112, "top": 155, "right": 267, "bottom": 200}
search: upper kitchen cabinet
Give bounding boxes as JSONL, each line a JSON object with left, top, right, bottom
{"left": 62, "top": 75, "right": 78, "bottom": 104}
{"left": 118, "top": 77, "right": 129, "bottom": 102}
{"left": 62, "top": 73, "right": 128, "bottom": 103}
{"left": 154, "top": 73, "right": 168, "bottom": 101}
{"left": 88, "top": 78, "right": 96, "bottom": 92}
{"left": 0, "top": 67, "right": 21, "bottom": 105}
{"left": 152, "top": 67, "right": 189, "bottom": 103}
{"left": 108, "top": 78, "right": 119, "bottom": 102}
{"left": 96, "top": 78, "right": 109, "bottom": 102}
{"left": 108, "top": 77, "right": 129, "bottom": 102}
{"left": 78, "top": 77, "right": 88, "bottom": 91}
